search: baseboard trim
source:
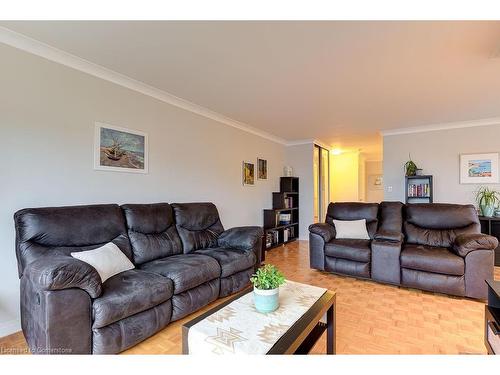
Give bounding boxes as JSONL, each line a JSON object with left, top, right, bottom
{"left": 0, "top": 319, "right": 21, "bottom": 338}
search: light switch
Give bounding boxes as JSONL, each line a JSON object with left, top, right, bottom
{"left": 387, "top": 186, "right": 393, "bottom": 192}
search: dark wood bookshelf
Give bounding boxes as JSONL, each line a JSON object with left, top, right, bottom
{"left": 263, "top": 177, "right": 299, "bottom": 250}
{"left": 479, "top": 216, "right": 500, "bottom": 267}
{"left": 405, "top": 175, "right": 433, "bottom": 204}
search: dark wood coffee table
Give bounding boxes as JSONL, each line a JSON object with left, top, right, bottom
{"left": 182, "top": 285, "right": 336, "bottom": 354}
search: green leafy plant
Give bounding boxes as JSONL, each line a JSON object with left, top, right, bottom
{"left": 404, "top": 154, "right": 418, "bottom": 176}
{"left": 250, "top": 264, "right": 285, "bottom": 290}
{"left": 475, "top": 186, "right": 500, "bottom": 211}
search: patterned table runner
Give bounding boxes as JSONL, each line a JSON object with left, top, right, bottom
{"left": 187, "top": 280, "right": 327, "bottom": 354}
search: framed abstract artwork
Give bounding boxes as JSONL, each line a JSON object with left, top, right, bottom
{"left": 242, "top": 161, "right": 255, "bottom": 186}
{"left": 460, "top": 153, "right": 499, "bottom": 184}
{"left": 257, "top": 158, "right": 268, "bottom": 180}
{"left": 94, "top": 123, "right": 148, "bottom": 173}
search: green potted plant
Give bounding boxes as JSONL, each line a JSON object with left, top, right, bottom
{"left": 404, "top": 154, "right": 419, "bottom": 176}
{"left": 250, "top": 264, "right": 285, "bottom": 313}
{"left": 475, "top": 186, "right": 500, "bottom": 217}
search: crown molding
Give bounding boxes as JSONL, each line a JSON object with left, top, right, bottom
{"left": 286, "top": 138, "right": 333, "bottom": 149}
{"left": 286, "top": 138, "right": 315, "bottom": 146}
{"left": 381, "top": 116, "right": 500, "bottom": 136}
{"left": 0, "top": 26, "right": 288, "bottom": 145}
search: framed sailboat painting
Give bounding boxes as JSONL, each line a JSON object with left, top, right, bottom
{"left": 94, "top": 122, "right": 149, "bottom": 173}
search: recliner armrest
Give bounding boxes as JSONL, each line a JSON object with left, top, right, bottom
{"left": 308, "top": 223, "right": 336, "bottom": 242}
{"left": 218, "top": 226, "right": 264, "bottom": 266}
{"left": 453, "top": 233, "right": 498, "bottom": 258}
{"left": 218, "top": 226, "right": 264, "bottom": 251}
{"left": 374, "top": 229, "right": 403, "bottom": 243}
{"left": 23, "top": 255, "right": 102, "bottom": 298}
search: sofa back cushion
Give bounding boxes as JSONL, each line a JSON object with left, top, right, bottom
{"left": 326, "top": 202, "right": 379, "bottom": 239}
{"left": 121, "top": 203, "right": 183, "bottom": 265}
{"left": 171, "top": 202, "right": 224, "bottom": 253}
{"left": 14, "top": 204, "right": 131, "bottom": 277}
{"left": 404, "top": 203, "right": 480, "bottom": 247}
{"left": 378, "top": 201, "right": 404, "bottom": 233}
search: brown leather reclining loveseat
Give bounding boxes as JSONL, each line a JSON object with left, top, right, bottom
{"left": 309, "top": 201, "right": 497, "bottom": 299}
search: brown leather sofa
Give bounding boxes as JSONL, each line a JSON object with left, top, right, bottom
{"left": 14, "top": 202, "right": 263, "bottom": 354}
{"left": 309, "top": 202, "right": 497, "bottom": 299}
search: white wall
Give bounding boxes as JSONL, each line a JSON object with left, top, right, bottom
{"left": 285, "top": 143, "right": 314, "bottom": 240}
{"left": 383, "top": 124, "right": 500, "bottom": 204}
{"left": 331, "top": 151, "right": 360, "bottom": 202}
{"left": 0, "top": 44, "right": 287, "bottom": 336}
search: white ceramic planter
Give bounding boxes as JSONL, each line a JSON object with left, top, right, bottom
{"left": 253, "top": 286, "right": 279, "bottom": 313}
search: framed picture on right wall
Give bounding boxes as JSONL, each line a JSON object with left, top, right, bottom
{"left": 460, "top": 152, "right": 499, "bottom": 184}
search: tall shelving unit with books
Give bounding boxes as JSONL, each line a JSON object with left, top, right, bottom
{"left": 405, "top": 175, "right": 433, "bottom": 204}
{"left": 263, "top": 177, "right": 299, "bottom": 250}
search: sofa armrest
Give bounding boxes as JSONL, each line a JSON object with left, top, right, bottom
{"left": 374, "top": 229, "right": 403, "bottom": 243}
{"left": 24, "top": 255, "right": 102, "bottom": 298}
{"left": 308, "top": 223, "right": 336, "bottom": 242}
{"left": 453, "top": 233, "right": 498, "bottom": 258}
{"left": 218, "top": 226, "right": 263, "bottom": 250}
{"left": 218, "top": 226, "right": 264, "bottom": 266}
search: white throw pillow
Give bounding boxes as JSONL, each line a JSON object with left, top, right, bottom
{"left": 332, "top": 219, "right": 370, "bottom": 240}
{"left": 71, "top": 242, "right": 134, "bottom": 283}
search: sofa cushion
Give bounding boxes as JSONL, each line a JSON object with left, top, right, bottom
{"left": 92, "top": 300, "right": 172, "bottom": 354}
{"left": 121, "top": 203, "right": 183, "bottom": 265}
{"left": 325, "top": 202, "right": 379, "bottom": 238}
{"left": 71, "top": 242, "right": 135, "bottom": 283}
{"left": 171, "top": 279, "right": 220, "bottom": 321}
{"left": 195, "top": 247, "right": 256, "bottom": 278}
{"left": 324, "top": 239, "right": 371, "bottom": 262}
{"left": 324, "top": 257, "right": 370, "bottom": 278}
{"left": 405, "top": 203, "right": 480, "bottom": 230}
{"left": 139, "top": 254, "right": 221, "bottom": 294}
{"left": 378, "top": 201, "right": 404, "bottom": 234}
{"left": 403, "top": 203, "right": 480, "bottom": 248}
{"left": 171, "top": 203, "right": 224, "bottom": 253}
{"left": 14, "top": 204, "right": 131, "bottom": 277}
{"left": 332, "top": 219, "right": 370, "bottom": 240}
{"left": 401, "top": 268, "right": 465, "bottom": 297}
{"left": 92, "top": 269, "right": 173, "bottom": 329}
{"left": 401, "top": 244, "right": 465, "bottom": 276}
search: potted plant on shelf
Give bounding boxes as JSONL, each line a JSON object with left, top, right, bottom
{"left": 250, "top": 264, "right": 285, "bottom": 313}
{"left": 404, "top": 154, "right": 419, "bottom": 176}
{"left": 475, "top": 186, "right": 500, "bottom": 217}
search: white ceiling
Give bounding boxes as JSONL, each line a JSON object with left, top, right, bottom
{"left": 3, "top": 21, "right": 500, "bottom": 159}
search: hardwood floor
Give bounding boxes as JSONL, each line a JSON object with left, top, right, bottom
{"left": 1, "top": 240, "right": 499, "bottom": 354}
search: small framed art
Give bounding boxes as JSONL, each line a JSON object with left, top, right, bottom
{"left": 257, "top": 158, "right": 268, "bottom": 180}
{"left": 242, "top": 161, "right": 255, "bottom": 186}
{"left": 94, "top": 123, "right": 148, "bottom": 173}
{"left": 460, "top": 153, "right": 499, "bottom": 184}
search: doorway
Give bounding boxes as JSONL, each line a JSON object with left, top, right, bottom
{"left": 313, "top": 145, "right": 330, "bottom": 223}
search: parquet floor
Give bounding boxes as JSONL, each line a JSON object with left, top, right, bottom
{"left": 1, "top": 240, "right": 499, "bottom": 354}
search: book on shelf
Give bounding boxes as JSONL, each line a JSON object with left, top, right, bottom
{"left": 278, "top": 213, "right": 291, "bottom": 225}
{"left": 265, "top": 230, "right": 279, "bottom": 248}
{"left": 408, "top": 183, "right": 430, "bottom": 198}
{"left": 284, "top": 196, "right": 294, "bottom": 208}
{"left": 283, "top": 226, "right": 295, "bottom": 242}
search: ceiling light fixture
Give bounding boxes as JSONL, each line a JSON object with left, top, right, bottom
{"left": 331, "top": 148, "right": 342, "bottom": 155}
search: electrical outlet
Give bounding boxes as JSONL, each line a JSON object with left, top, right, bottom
{"left": 387, "top": 186, "right": 393, "bottom": 192}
